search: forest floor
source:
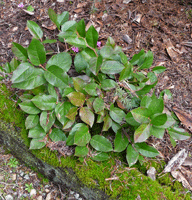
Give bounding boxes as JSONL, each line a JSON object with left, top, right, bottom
{"left": 0, "top": 0, "right": 192, "bottom": 199}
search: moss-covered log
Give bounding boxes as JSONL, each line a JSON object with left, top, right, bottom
{"left": 0, "top": 120, "right": 110, "bottom": 200}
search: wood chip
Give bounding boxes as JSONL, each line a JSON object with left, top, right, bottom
{"left": 172, "top": 106, "right": 192, "bottom": 133}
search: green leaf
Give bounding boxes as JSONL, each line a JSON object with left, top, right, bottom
{"left": 27, "top": 20, "right": 43, "bottom": 39}
{"left": 135, "top": 142, "right": 159, "bottom": 157}
{"left": 9, "top": 58, "right": 20, "bottom": 72}
{"left": 106, "top": 37, "right": 115, "bottom": 48}
{"left": 126, "top": 144, "right": 139, "bottom": 167}
{"left": 91, "top": 152, "right": 109, "bottom": 161}
{"left": 152, "top": 66, "right": 166, "bottom": 74}
{"left": 27, "top": 5, "right": 34, "bottom": 12}
{"left": 138, "top": 50, "right": 153, "bottom": 70}
{"left": 150, "top": 126, "right": 165, "bottom": 139}
{"left": 29, "top": 137, "right": 46, "bottom": 149}
{"left": 167, "top": 127, "right": 190, "bottom": 140}
{"left": 31, "top": 95, "right": 57, "bottom": 110}
{"left": 12, "top": 68, "right": 46, "bottom": 90}
{"left": 114, "top": 130, "right": 129, "bottom": 152}
{"left": 44, "top": 65, "right": 68, "bottom": 89}
{"left": 140, "top": 96, "right": 152, "bottom": 108}
{"left": 150, "top": 113, "right": 167, "bottom": 126}
{"left": 79, "top": 107, "right": 95, "bottom": 127}
{"left": 67, "top": 91, "right": 85, "bottom": 107}
{"left": 129, "top": 49, "right": 145, "bottom": 66}
{"left": 19, "top": 101, "right": 41, "bottom": 114}
{"left": 100, "top": 46, "right": 114, "bottom": 59}
{"left": 11, "top": 62, "right": 34, "bottom": 83}
{"left": 19, "top": 94, "right": 34, "bottom": 101}
{"left": 88, "top": 56, "right": 102, "bottom": 75}
{"left": 72, "top": 123, "right": 91, "bottom": 146}
{"left": 61, "top": 20, "right": 77, "bottom": 32}
{"left": 101, "top": 60, "right": 124, "bottom": 74}
{"left": 156, "top": 114, "right": 175, "bottom": 129}
{"left": 86, "top": 25, "right": 98, "bottom": 48}
{"left": 84, "top": 83, "right": 99, "bottom": 96}
{"left": 76, "top": 19, "right": 86, "bottom": 37}
{"left": 28, "top": 124, "right": 46, "bottom": 138}
{"left": 136, "top": 81, "right": 157, "bottom": 97}
{"left": 27, "top": 38, "right": 46, "bottom": 66}
{"left": 75, "top": 146, "right": 88, "bottom": 157}
{"left": 125, "top": 112, "right": 141, "bottom": 127}
{"left": 134, "top": 123, "right": 151, "bottom": 143}
{"left": 65, "top": 37, "right": 86, "bottom": 48}
{"left": 57, "top": 11, "right": 69, "bottom": 26}
{"left": 40, "top": 111, "right": 55, "bottom": 133}
{"left": 131, "top": 107, "right": 151, "bottom": 124}
{"left": 48, "top": 8, "right": 60, "bottom": 29}
{"left": 148, "top": 98, "right": 164, "bottom": 115}
{"left": 119, "top": 62, "right": 132, "bottom": 81}
{"left": 93, "top": 98, "right": 105, "bottom": 113}
{"left": 2, "top": 62, "right": 11, "bottom": 73}
{"left": 25, "top": 114, "right": 39, "bottom": 129}
{"left": 55, "top": 102, "right": 72, "bottom": 125}
{"left": 102, "top": 115, "right": 112, "bottom": 132}
{"left": 111, "top": 121, "right": 121, "bottom": 133}
{"left": 147, "top": 72, "right": 157, "bottom": 83}
{"left": 12, "top": 42, "right": 28, "bottom": 61}
{"left": 90, "top": 135, "right": 113, "bottom": 152}
{"left": 110, "top": 107, "right": 126, "bottom": 124}
{"left": 100, "top": 79, "right": 117, "bottom": 90}
{"left": 81, "top": 47, "right": 96, "bottom": 62}
{"left": 62, "top": 86, "right": 75, "bottom": 97}
{"left": 66, "top": 107, "right": 78, "bottom": 121}
{"left": 73, "top": 77, "right": 86, "bottom": 93}
{"left": 49, "top": 128, "right": 67, "bottom": 142}
{"left": 74, "top": 53, "right": 88, "bottom": 73}
{"left": 42, "top": 39, "right": 57, "bottom": 44}
{"left": 46, "top": 52, "right": 72, "bottom": 72}
{"left": 47, "top": 84, "right": 58, "bottom": 99}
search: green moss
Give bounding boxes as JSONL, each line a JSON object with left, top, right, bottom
{"left": 0, "top": 83, "right": 191, "bottom": 199}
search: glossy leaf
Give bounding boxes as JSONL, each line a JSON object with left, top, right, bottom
{"left": 129, "top": 49, "right": 145, "bottom": 66}
{"left": 134, "top": 123, "right": 151, "bottom": 143}
{"left": 131, "top": 107, "right": 151, "bottom": 124}
{"left": 44, "top": 65, "right": 68, "bottom": 89}
{"left": 25, "top": 114, "right": 39, "bottom": 129}
{"left": 89, "top": 56, "right": 102, "bottom": 75}
{"left": 101, "top": 60, "right": 124, "bottom": 74}
{"left": 67, "top": 91, "right": 85, "bottom": 107}
{"left": 66, "top": 107, "right": 78, "bottom": 121}
{"left": 46, "top": 52, "right": 72, "bottom": 72}
{"left": 55, "top": 102, "right": 72, "bottom": 125}
{"left": 80, "top": 47, "right": 96, "bottom": 62}
{"left": 28, "top": 124, "right": 46, "bottom": 138}
{"left": 135, "top": 142, "right": 159, "bottom": 157}
{"left": 74, "top": 53, "right": 88, "bottom": 73}
{"left": 40, "top": 111, "right": 55, "bottom": 133}
{"left": 42, "top": 39, "right": 57, "bottom": 44}
{"left": 119, "top": 62, "right": 132, "bottom": 81}
{"left": 29, "top": 137, "right": 46, "bottom": 149}
{"left": 48, "top": 8, "right": 60, "bottom": 29}
{"left": 31, "top": 95, "right": 57, "bottom": 110}
{"left": 91, "top": 152, "right": 109, "bottom": 161}
{"left": 75, "top": 146, "right": 88, "bottom": 157}
{"left": 19, "top": 101, "right": 41, "bottom": 114}
{"left": 126, "top": 144, "right": 139, "bottom": 167}
{"left": 167, "top": 127, "right": 190, "bottom": 140}
{"left": 66, "top": 37, "right": 86, "bottom": 48}
{"left": 147, "top": 72, "right": 157, "bottom": 83}
{"left": 102, "top": 115, "right": 112, "bottom": 131}
{"left": 84, "top": 83, "right": 99, "bottom": 96}
{"left": 114, "top": 130, "right": 129, "bottom": 152}
{"left": 73, "top": 77, "right": 86, "bottom": 93}
{"left": 12, "top": 42, "right": 28, "bottom": 61}
{"left": 79, "top": 107, "right": 95, "bottom": 127}
{"left": 27, "top": 20, "right": 43, "bottom": 39}
{"left": 150, "top": 113, "right": 167, "bottom": 126}
{"left": 111, "top": 121, "right": 121, "bottom": 133}
{"left": 100, "top": 46, "right": 114, "bottom": 59}
{"left": 57, "top": 11, "right": 69, "bottom": 26}
{"left": 125, "top": 112, "right": 141, "bottom": 127}
{"left": 152, "top": 66, "right": 166, "bottom": 74}
{"left": 136, "top": 81, "right": 157, "bottom": 97}
{"left": 76, "top": 19, "right": 86, "bottom": 37}
{"left": 93, "top": 98, "right": 105, "bottom": 113}
{"left": 49, "top": 128, "right": 67, "bottom": 142}
{"left": 90, "top": 135, "right": 113, "bottom": 152}
{"left": 27, "top": 38, "right": 46, "bottom": 66}
{"left": 138, "top": 50, "right": 153, "bottom": 70}
{"left": 101, "top": 79, "right": 117, "bottom": 91}
{"left": 150, "top": 126, "right": 165, "bottom": 139}
{"left": 148, "top": 98, "right": 164, "bottom": 115}
{"left": 109, "top": 107, "right": 126, "bottom": 124}
{"left": 86, "top": 25, "right": 98, "bottom": 48}
{"left": 61, "top": 20, "right": 77, "bottom": 32}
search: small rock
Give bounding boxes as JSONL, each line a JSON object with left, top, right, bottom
{"left": 122, "top": 34, "right": 132, "bottom": 44}
{"left": 30, "top": 189, "right": 37, "bottom": 196}
{"left": 20, "top": 171, "right": 24, "bottom": 176}
{"left": 45, "top": 188, "right": 50, "bottom": 193}
{"left": 74, "top": 193, "right": 79, "bottom": 199}
{"left": 11, "top": 174, "right": 17, "bottom": 181}
{"left": 5, "top": 195, "right": 13, "bottom": 200}
{"left": 123, "top": 0, "right": 132, "bottom": 4}
{"left": 37, "top": 196, "right": 43, "bottom": 200}
{"left": 70, "top": 191, "right": 75, "bottom": 195}
{"left": 24, "top": 174, "right": 30, "bottom": 180}
{"left": 147, "top": 167, "right": 156, "bottom": 180}
{"left": 46, "top": 192, "right": 52, "bottom": 200}
{"left": 102, "top": 13, "right": 108, "bottom": 21}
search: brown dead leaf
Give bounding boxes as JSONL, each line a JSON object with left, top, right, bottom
{"left": 171, "top": 166, "right": 192, "bottom": 191}
{"left": 164, "top": 39, "right": 180, "bottom": 62}
{"left": 74, "top": 8, "right": 83, "bottom": 13}
{"left": 42, "top": 24, "right": 57, "bottom": 30}
{"left": 77, "top": 2, "right": 87, "bottom": 8}
{"left": 172, "top": 106, "right": 192, "bottom": 133}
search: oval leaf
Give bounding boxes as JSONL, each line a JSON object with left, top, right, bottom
{"left": 134, "top": 123, "right": 151, "bottom": 143}
{"left": 114, "top": 130, "right": 129, "bottom": 152}
{"left": 126, "top": 144, "right": 139, "bottom": 167}
{"left": 109, "top": 107, "right": 126, "bottom": 124}
{"left": 86, "top": 25, "right": 98, "bottom": 48}
{"left": 79, "top": 107, "right": 95, "bottom": 127}
{"left": 91, "top": 152, "right": 109, "bottom": 161}
{"left": 49, "top": 128, "right": 67, "bottom": 142}
{"left": 12, "top": 42, "right": 28, "bottom": 61}
{"left": 40, "top": 111, "right": 55, "bottom": 133}
{"left": 67, "top": 91, "right": 85, "bottom": 107}
{"left": 27, "top": 20, "right": 43, "bottom": 39}
{"left": 19, "top": 101, "right": 41, "bottom": 114}
{"left": 101, "top": 60, "right": 124, "bottom": 74}
{"left": 75, "top": 146, "right": 88, "bottom": 157}
{"left": 25, "top": 114, "right": 39, "bottom": 129}
{"left": 28, "top": 124, "right": 46, "bottom": 138}
{"left": 135, "top": 142, "right": 159, "bottom": 157}
{"left": 29, "top": 137, "right": 46, "bottom": 150}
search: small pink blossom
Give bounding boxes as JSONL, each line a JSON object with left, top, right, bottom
{"left": 97, "top": 41, "right": 101, "bottom": 47}
{"left": 72, "top": 47, "right": 79, "bottom": 53}
{"left": 18, "top": 3, "right": 24, "bottom": 8}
